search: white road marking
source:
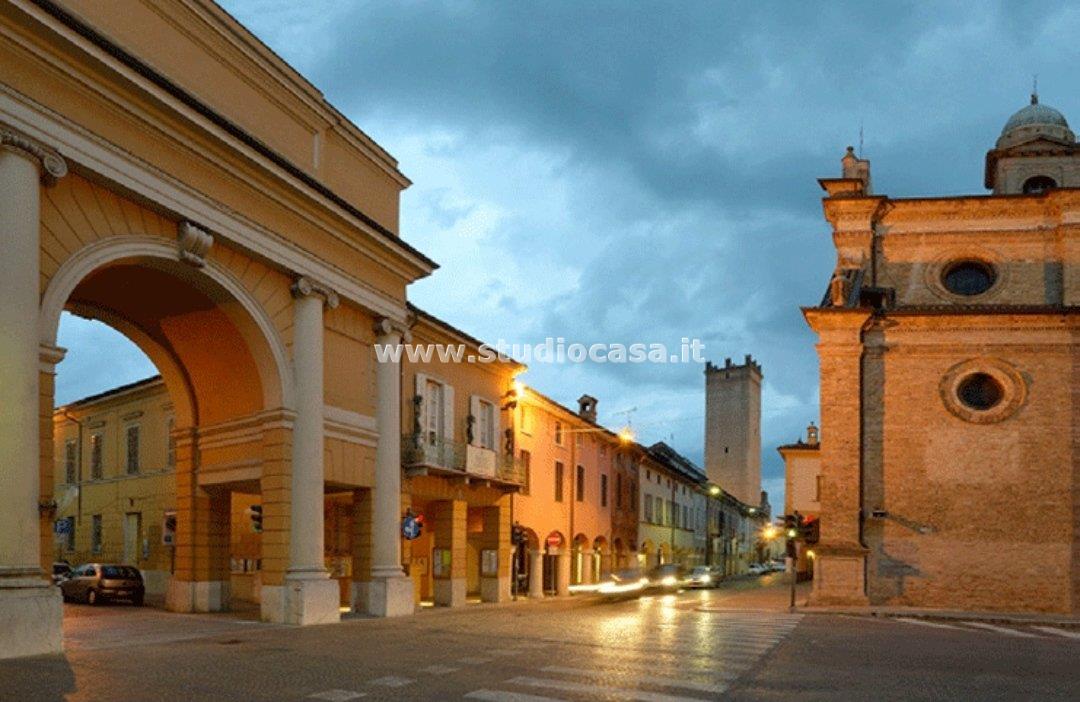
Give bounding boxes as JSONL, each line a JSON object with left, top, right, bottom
{"left": 962, "top": 623, "right": 1040, "bottom": 638}
{"left": 459, "top": 656, "right": 495, "bottom": 665}
{"left": 541, "top": 665, "right": 728, "bottom": 694}
{"left": 465, "top": 691, "right": 567, "bottom": 702}
{"left": 419, "top": 664, "right": 460, "bottom": 674}
{"left": 894, "top": 618, "right": 964, "bottom": 630}
{"left": 367, "top": 676, "right": 414, "bottom": 687}
{"left": 308, "top": 691, "right": 365, "bottom": 701}
{"left": 1030, "top": 626, "right": 1080, "bottom": 641}
{"left": 506, "top": 676, "right": 706, "bottom": 702}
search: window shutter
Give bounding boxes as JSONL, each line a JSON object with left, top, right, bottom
{"left": 442, "top": 383, "right": 455, "bottom": 444}
{"left": 414, "top": 372, "right": 429, "bottom": 439}
{"left": 469, "top": 395, "right": 481, "bottom": 446}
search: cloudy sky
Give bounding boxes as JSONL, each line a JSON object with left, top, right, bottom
{"left": 56, "top": 0, "right": 1080, "bottom": 506}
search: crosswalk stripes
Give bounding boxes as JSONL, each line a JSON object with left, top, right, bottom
{"left": 461, "top": 612, "right": 801, "bottom": 701}
{"left": 465, "top": 691, "right": 564, "bottom": 702}
{"left": 504, "top": 676, "right": 709, "bottom": 702}
{"left": 538, "top": 666, "right": 729, "bottom": 694}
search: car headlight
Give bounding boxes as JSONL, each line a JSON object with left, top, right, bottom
{"left": 701, "top": 574, "right": 711, "bottom": 583}
{"left": 661, "top": 575, "right": 676, "bottom": 586}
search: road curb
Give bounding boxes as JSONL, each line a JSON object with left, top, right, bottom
{"left": 795, "top": 606, "right": 1080, "bottom": 628}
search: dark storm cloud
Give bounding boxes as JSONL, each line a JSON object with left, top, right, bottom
{"left": 202, "top": 1, "right": 1080, "bottom": 498}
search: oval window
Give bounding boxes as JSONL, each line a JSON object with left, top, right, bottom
{"left": 956, "top": 373, "right": 1004, "bottom": 411}
{"left": 942, "top": 260, "right": 996, "bottom": 296}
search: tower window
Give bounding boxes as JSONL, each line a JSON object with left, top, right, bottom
{"left": 1022, "top": 175, "right": 1056, "bottom": 194}
{"left": 957, "top": 373, "right": 1004, "bottom": 411}
{"left": 942, "top": 260, "right": 996, "bottom": 296}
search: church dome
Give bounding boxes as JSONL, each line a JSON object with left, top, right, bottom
{"left": 997, "top": 95, "right": 1074, "bottom": 148}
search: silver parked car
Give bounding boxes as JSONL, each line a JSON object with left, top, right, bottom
{"left": 60, "top": 563, "right": 145, "bottom": 606}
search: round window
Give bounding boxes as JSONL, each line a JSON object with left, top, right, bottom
{"left": 942, "top": 260, "right": 996, "bottom": 296}
{"left": 956, "top": 373, "right": 1004, "bottom": 411}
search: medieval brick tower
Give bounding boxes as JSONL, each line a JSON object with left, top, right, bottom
{"left": 704, "top": 355, "right": 763, "bottom": 507}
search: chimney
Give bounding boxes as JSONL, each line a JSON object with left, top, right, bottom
{"left": 578, "top": 394, "right": 598, "bottom": 423}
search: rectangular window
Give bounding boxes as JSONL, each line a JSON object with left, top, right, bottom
{"left": 476, "top": 399, "right": 496, "bottom": 449}
{"left": 166, "top": 417, "right": 176, "bottom": 468}
{"left": 424, "top": 379, "right": 445, "bottom": 445}
{"left": 91, "top": 514, "right": 103, "bottom": 554}
{"left": 520, "top": 405, "right": 534, "bottom": 436}
{"left": 520, "top": 450, "right": 531, "bottom": 496}
{"left": 815, "top": 475, "right": 822, "bottom": 502}
{"left": 554, "top": 461, "right": 564, "bottom": 502}
{"left": 630, "top": 481, "right": 637, "bottom": 511}
{"left": 644, "top": 495, "right": 653, "bottom": 522}
{"left": 674, "top": 502, "right": 681, "bottom": 528}
{"left": 575, "top": 465, "right": 585, "bottom": 502}
{"left": 90, "top": 433, "right": 103, "bottom": 479}
{"left": 64, "top": 439, "right": 77, "bottom": 485}
{"left": 683, "top": 505, "right": 689, "bottom": 529}
{"left": 554, "top": 421, "right": 563, "bottom": 446}
{"left": 615, "top": 473, "right": 623, "bottom": 509}
{"left": 125, "top": 425, "right": 140, "bottom": 475}
{"left": 600, "top": 474, "right": 608, "bottom": 507}
{"left": 64, "top": 517, "right": 76, "bottom": 551}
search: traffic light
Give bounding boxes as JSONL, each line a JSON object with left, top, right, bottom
{"left": 247, "top": 504, "right": 263, "bottom": 533}
{"left": 800, "top": 516, "right": 819, "bottom": 544}
{"left": 783, "top": 513, "right": 798, "bottom": 540}
{"left": 511, "top": 524, "right": 526, "bottom": 546}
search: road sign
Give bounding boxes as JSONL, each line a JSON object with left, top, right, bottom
{"left": 54, "top": 519, "right": 72, "bottom": 536}
{"left": 402, "top": 514, "right": 421, "bottom": 540}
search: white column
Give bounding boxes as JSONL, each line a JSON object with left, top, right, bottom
{"left": 528, "top": 549, "right": 544, "bottom": 598}
{"left": 367, "top": 318, "right": 415, "bottom": 616}
{"left": 281, "top": 277, "right": 339, "bottom": 625}
{"left": 0, "top": 129, "right": 66, "bottom": 659}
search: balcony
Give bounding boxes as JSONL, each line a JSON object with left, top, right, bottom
{"left": 401, "top": 433, "right": 525, "bottom": 488}
{"left": 402, "top": 435, "right": 464, "bottom": 474}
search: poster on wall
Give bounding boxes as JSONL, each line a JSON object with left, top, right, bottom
{"left": 432, "top": 548, "right": 451, "bottom": 577}
{"left": 162, "top": 511, "right": 177, "bottom": 546}
{"left": 481, "top": 549, "right": 498, "bottom": 577}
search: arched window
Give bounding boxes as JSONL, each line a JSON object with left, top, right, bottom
{"left": 1022, "top": 175, "right": 1056, "bottom": 194}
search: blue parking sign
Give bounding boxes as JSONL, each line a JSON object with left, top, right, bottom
{"left": 54, "top": 519, "right": 71, "bottom": 536}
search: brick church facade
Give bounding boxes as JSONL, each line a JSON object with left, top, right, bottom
{"left": 806, "top": 94, "right": 1080, "bottom": 614}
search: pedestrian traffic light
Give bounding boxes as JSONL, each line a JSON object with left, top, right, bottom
{"left": 247, "top": 504, "right": 263, "bottom": 533}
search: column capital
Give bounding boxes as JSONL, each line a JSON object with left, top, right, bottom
{"left": 38, "top": 344, "right": 67, "bottom": 373}
{"left": 291, "top": 276, "right": 339, "bottom": 309}
{"left": 373, "top": 316, "right": 412, "bottom": 343}
{"left": 1, "top": 126, "right": 67, "bottom": 186}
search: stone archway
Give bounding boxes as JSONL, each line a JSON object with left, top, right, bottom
{"left": 40, "top": 240, "right": 296, "bottom": 619}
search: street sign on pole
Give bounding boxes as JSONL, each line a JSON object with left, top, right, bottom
{"left": 402, "top": 514, "right": 421, "bottom": 540}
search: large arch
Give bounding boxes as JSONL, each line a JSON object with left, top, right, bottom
{"left": 41, "top": 235, "right": 296, "bottom": 617}
{"left": 41, "top": 235, "right": 294, "bottom": 424}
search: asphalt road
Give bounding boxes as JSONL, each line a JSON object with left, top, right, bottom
{"left": 2, "top": 574, "right": 1078, "bottom": 701}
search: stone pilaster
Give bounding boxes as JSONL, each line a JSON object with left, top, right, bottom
{"left": 258, "top": 419, "right": 292, "bottom": 622}
{"left": 431, "top": 499, "right": 467, "bottom": 607}
{"left": 479, "top": 498, "right": 511, "bottom": 603}
{"left": 804, "top": 308, "right": 872, "bottom": 606}
{"left": 0, "top": 129, "right": 66, "bottom": 660}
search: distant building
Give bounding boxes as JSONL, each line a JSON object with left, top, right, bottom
{"left": 806, "top": 95, "right": 1080, "bottom": 613}
{"left": 778, "top": 422, "right": 821, "bottom": 578}
{"left": 704, "top": 356, "right": 762, "bottom": 507}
